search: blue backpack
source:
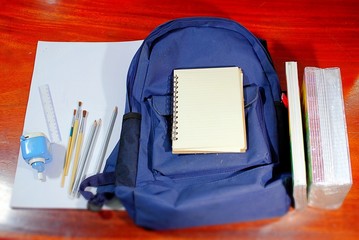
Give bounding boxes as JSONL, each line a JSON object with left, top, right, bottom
{"left": 80, "top": 17, "right": 291, "bottom": 230}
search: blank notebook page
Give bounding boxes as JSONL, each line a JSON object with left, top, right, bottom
{"left": 172, "top": 67, "right": 246, "bottom": 154}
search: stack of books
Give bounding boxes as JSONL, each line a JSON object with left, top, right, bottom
{"left": 301, "top": 67, "right": 352, "bottom": 209}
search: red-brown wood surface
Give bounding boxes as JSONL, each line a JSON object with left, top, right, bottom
{"left": 0, "top": 0, "right": 358, "bottom": 239}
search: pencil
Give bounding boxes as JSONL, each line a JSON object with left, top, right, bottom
{"left": 71, "top": 119, "right": 100, "bottom": 197}
{"left": 61, "top": 109, "right": 76, "bottom": 187}
{"left": 70, "top": 119, "right": 97, "bottom": 197}
{"left": 64, "top": 101, "right": 82, "bottom": 178}
{"left": 96, "top": 106, "right": 118, "bottom": 173}
{"left": 68, "top": 110, "right": 87, "bottom": 195}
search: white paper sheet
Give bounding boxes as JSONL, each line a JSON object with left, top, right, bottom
{"left": 11, "top": 40, "right": 143, "bottom": 209}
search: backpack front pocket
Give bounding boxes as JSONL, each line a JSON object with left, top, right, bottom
{"left": 146, "top": 84, "right": 272, "bottom": 180}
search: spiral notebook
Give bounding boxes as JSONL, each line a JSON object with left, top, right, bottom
{"left": 172, "top": 67, "right": 246, "bottom": 154}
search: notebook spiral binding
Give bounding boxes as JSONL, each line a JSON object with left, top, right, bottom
{"left": 172, "top": 74, "right": 179, "bottom": 141}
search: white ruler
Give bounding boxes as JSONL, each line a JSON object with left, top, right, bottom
{"left": 39, "top": 84, "right": 62, "bottom": 143}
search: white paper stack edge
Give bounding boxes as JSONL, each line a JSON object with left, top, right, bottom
{"left": 285, "top": 62, "right": 307, "bottom": 209}
{"left": 302, "top": 67, "right": 352, "bottom": 209}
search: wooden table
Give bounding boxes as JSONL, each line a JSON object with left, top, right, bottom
{"left": 1, "top": 0, "right": 358, "bottom": 239}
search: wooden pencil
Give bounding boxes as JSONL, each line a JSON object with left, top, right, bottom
{"left": 68, "top": 110, "right": 87, "bottom": 195}
{"left": 60, "top": 109, "right": 76, "bottom": 187}
{"left": 71, "top": 119, "right": 100, "bottom": 197}
{"left": 61, "top": 101, "right": 82, "bottom": 187}
{"left": 96, "top": 106, "right": 118, "bottom": 173}
{"left": 64, "top": 102, "right": 82, "bottom": 177}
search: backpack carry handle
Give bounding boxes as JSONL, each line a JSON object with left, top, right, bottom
{"left": 127, "top": 17, "right": 281, "bottom": 114}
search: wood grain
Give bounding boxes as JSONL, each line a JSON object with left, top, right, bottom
{"left": 0, "top": 0, "right": 358, "bottom": 239}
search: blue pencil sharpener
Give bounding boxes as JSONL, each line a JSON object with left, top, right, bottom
{"left": 20, "top": 132, "right": 52, "bottom": 181}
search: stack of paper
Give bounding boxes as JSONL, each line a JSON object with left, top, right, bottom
{"left": 302, "top": 67, "right": 352, "bottom": 209}
{"left": 285, "top": 62, "right": 307, "bottom": 209}
{"left": 11, "top": 40, "right": 143, "bottom": 209}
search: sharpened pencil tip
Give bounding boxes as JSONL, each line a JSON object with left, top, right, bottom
{"left": 78, "top": 101, "right": 82, "bottom": 107}
{"left": 82, "top": 110, "right": 87, "bottom": 118}
{"left": 73, "top": 109, "right": 76, "bottom": 115}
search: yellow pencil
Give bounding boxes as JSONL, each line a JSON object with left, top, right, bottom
{"left": 61, "top": 109, "right": 76, "bottom": 187}
{"left": 61, "top": 101, "right": 82, "bottom": 187}
{"left": 68, "top": 110, "right": 87, "bottom": 194}
{"left": 65, "top": 102, "right": 82, "bottom": 175}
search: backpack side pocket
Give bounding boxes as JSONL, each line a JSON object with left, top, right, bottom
{"left": 114, "top": 112, "right": 141, "bottom": 218}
